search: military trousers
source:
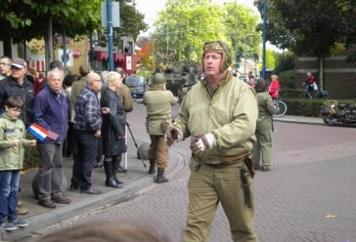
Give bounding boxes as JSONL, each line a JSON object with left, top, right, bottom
{"left": 182, "top": 161, "right": 257, "bottom": 242}
{"left": 148, "top": 135, "right": 168, "bottom": 169}
{"left": 252, "top": 120, "right": 272, "bottom": 168}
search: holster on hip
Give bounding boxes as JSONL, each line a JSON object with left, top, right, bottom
{"left": 240, "top": 169, "right": 252, "bottom": 208}
{"left": 244, "top": 154, "right": 255, "bottom": 178}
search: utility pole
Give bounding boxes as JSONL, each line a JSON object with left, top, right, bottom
{"left": 262, "top": 0, "right": 268, "bottom": 80}
{"left": 45, "top": 18, "right": 53, "bottom": 71}
{"left": 63, "top": 33, "right": 67, "bottom": 73}
{"left": 106, "top": 0, "right": 114, "bottom": 71}
{"left": 166, "top": 25, "right": 169, "bottom": 59}
{"left": 235, "top": 0, "right": 239, "bottom": 72}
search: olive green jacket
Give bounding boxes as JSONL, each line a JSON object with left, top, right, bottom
{"left": 0, "top": 114, "right": 34, "bottom": 170}
{"left": 256, "top": 92, "right": 275, "bottom": 123}
{"left": 173, "top": 73, "right": 258, "bottom": 163}
{"left": 71, "top": 76, "right": 87, "bottom": 108}
{"left": 117, "top": 84, "right": 133, "bottom": 112}
{"left": 143, "top": 88, "right": 177, "bottom": 135}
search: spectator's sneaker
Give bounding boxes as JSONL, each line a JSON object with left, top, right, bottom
{"left": 3, "top": 222, "right": 18, "bottom": 231}
{"left": 17, "top": 200, "right": 24, "bottom": 207}
{"left": 13, "top": 218, "right": 28, "bottom": 228}
{"left": 16, "top": 206, "right": 29, "bottom": 215}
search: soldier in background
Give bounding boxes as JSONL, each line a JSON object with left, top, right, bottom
{"left": 114, "top": 67, "right": 133, "bottom": 172}
{"left": 252, "top": 78, "right": 275, "bottom": 171}
{"left": 166, "top": 41, "right": 258, "bottom": 242}
{"left": 115, "top": 67, "right": 133, "bottom": 113}
{"left": 143, "top": 73, "right": 177, "bottom": 183}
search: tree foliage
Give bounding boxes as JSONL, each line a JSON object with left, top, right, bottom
{"left": 223, "top": 2, "right": 261, "bottom": 62}
{"left": 255, "top": 0, "right": 356, "bottom": 58}
{"left": 153, "top": 0, "right": 260, "bottom": 66}
{"left": 0, "top": 0, "right": 102, "bottom": 43}
{"left": 0, "top": 0, "right": 147, "bottom": 46}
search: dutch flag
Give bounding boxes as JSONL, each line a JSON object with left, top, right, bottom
{"left": 28, "top": 123, "right": 59, "bottom": 142}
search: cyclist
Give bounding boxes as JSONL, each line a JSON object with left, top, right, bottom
{"left": 268, "top": 74, "right": 280, "bottom": 99}
{"left": 303, "top": 72, "right": 318, "bottom": 99}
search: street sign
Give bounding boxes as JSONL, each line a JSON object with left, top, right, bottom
{"left": 101, "top": 0, "right": 120, "bottom": 27}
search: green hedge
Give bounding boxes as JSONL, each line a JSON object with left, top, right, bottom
{"left": 283, "top": 98, "right": 356, "bottom": 117}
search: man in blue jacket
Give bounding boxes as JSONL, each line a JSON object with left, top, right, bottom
{"left": 33, "top": 69, "right": 70, "bottom": 208}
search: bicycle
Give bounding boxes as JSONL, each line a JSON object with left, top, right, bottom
{"left": 273, "top": 98, "right": 288, "bottom": 117}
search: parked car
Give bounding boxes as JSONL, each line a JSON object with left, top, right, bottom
{"left": 125, "top": 75, "right": 146, "bottom": 98}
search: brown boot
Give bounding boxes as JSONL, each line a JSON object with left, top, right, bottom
{"left": 156, "top": 168, "right": 168, "bottom": 183}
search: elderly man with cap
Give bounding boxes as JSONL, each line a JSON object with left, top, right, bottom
{"left": 0, "top": 58, "right": 34, "bottom": 127}
{"left": 166, "top": 41, "right": 258, "bottom": 242}
{"left": 143, "top": 73, "right": 177, "bottom": 183}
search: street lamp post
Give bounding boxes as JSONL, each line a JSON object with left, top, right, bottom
{"left": 106, "top": 0, "right": 114, "bottom": 71}
{"left": 262, "top": 0, "right": 268, "bottom": 80}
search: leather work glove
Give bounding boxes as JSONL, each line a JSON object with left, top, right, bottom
{"left": 165, "top": 127, "right": 183, "bottom": 146}
{"left": 190, "top": 133, "right": 216, "bottom": 155}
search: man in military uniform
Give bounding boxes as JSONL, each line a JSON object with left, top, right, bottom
{"left": 252, "top": 78, "right": 275, "bottom": 171}
{"left": 143, "top": 73, "right": 177, "bottom": 183}
{"left": 166, "top": 41, "right": 258, "bottom": 242}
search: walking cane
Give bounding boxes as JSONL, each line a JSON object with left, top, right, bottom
{"left": 124, "top": 125, "right": 128, "bottom": 171}
{"left": 126, "top": 122, "right": 147, "bottom": 168}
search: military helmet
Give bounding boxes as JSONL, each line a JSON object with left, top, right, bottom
{"left": 152, "top": 73, "right": 166, "bottom": 84}
{"left": 255, "top": 77, "right": 267, "bottom": 93}
{"left": 202, "top": 40, "right": 232, "bottom": 72}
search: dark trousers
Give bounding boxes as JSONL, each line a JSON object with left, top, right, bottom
{"left": 72, "top": 130, "right": 99, "bottom": 191}
{"left": 37, "top": 143, "right": 66, "bottom": 201}
{"left": 63, "top": 122, "right": 75, "bottom": 157}
{"left": 0, "top": 171, "right": 20, "bottom": 223}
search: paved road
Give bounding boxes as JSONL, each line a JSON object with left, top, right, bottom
{"left": 29, "top": 102, "right": 356, "bottom": 242}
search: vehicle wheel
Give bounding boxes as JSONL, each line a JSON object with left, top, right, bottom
{"left": 322, "top": 117, "right": 336, "bottom": 125}
{"left": 273, "top": 100, "right": 288, "bottom": 117}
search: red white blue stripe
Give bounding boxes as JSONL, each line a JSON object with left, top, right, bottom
{"left": 27, "top": 123, "right": 48, "bottom": 142}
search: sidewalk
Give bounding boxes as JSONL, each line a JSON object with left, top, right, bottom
{"left": 0, "top": 138, "right": 183, "bottom": 241}
{"left": 273, "top": 114, "right": 323, "bottom": 125}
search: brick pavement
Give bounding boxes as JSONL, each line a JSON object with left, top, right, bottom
{"left": 10, "top": 102, "right": 356, "bottom": 242}
{"left": 30, "top": 121, "right": 356, "bottom": 242}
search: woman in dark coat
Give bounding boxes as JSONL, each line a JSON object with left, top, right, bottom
{"left": 100, "top": 71, "right": 126, "bottom": 188}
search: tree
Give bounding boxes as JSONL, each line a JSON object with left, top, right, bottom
{"left": 116, "top": 0, "right": 148, "bottom": 41}
{"left": 223, "top": 2, "right": 261, "bottom": 65}
{"left": 0, "top": 0, "right": 102, "bottom": 56}
{"left": 0, "top": 0, "right": 147, "bottom": 57}
{"left": 255, "top": 0, "right": 356, "bottom": 89}
{"left": 153, "top": 0, "right": 260, "bottom": 69}
{"left": 153, "top": 0, "right": 226, "bottom": 65}
{"left": 136, "top": 36, "right": 154, "bottom": 69}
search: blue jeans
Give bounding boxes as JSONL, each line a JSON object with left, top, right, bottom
{"left": 0, "top": 170, "right": 20, "bottom": 223}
